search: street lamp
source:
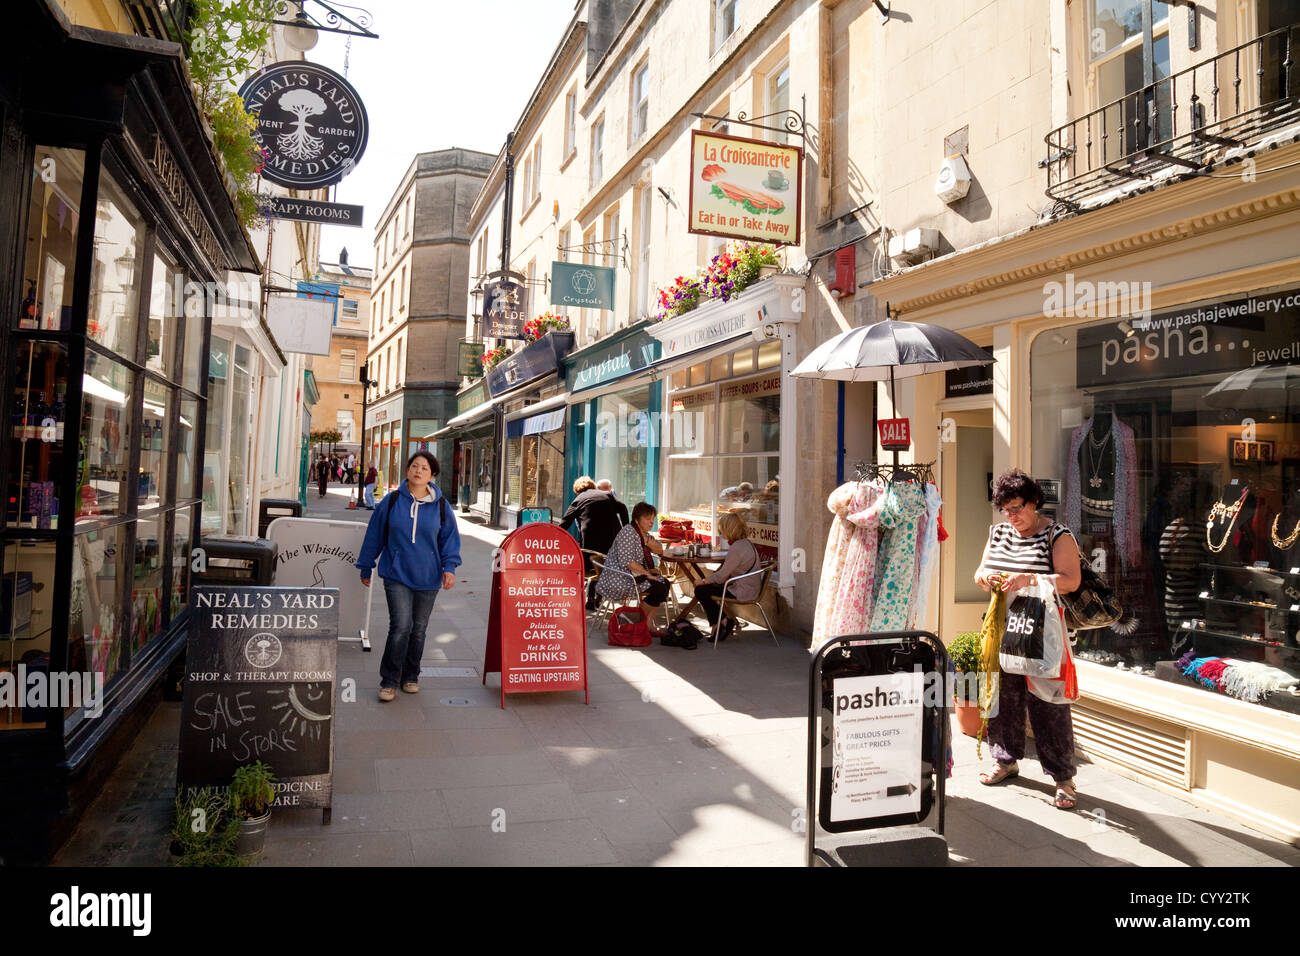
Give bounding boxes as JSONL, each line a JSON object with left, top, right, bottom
{"left": 357, "top": 361, "right": 379, "bottom": 505}
{"left": 282, "top": 4, "right": 319, "bottom": 51}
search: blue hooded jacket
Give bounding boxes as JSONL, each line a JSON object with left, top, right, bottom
{"left": 355, "top": 482, "right": 462, "bottom": 589}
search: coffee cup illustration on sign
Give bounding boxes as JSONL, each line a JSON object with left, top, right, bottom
{"left": 764, "top": 169, "right": 789, "bottom": 191}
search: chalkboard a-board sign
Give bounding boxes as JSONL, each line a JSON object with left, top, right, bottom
{"left": 178, "top": 586, "right": 339, "bottom": 816}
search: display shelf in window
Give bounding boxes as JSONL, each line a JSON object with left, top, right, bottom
{"left": 1179, "top": 620, "right": 1295, "bottom": 649}
{"left": 7, "top": 341, "right": 71, "bottom": 529}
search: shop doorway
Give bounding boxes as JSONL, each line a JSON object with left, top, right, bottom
{"left": 939, "top": 407, "right": 996, "bottom": 638}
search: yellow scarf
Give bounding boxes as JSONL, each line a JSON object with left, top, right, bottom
{"left": 976, "top": 588, "right": 1005, "bottom": 758}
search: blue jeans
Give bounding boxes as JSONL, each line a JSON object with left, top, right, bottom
{"left": 380, "top": 579, "right": 439, "bottom": 688}
{"left": 363, "top": 482, "right": 376, "bottom": 507}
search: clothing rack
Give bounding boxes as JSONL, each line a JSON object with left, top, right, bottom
{"left": 852, "top": 459, "right": 935, "bottom": 485}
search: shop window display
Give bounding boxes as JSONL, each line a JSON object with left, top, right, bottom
{"left": 138, "top": 377, "right": 171, "bottom": 513}
{"left": 2, "top": 540, "right": 56, "bottom": 729}
{"left": 67, "top": 522, "right": 130, "bottom": 708}
{"left": 202, "top": 338, "right": 229, "bottom": 534}
{"left": 664, "top": 348, "right": 781, "bottom": 556}
{"left": 79, "top": 350, "right": 134, "bottom": 522}
{"left": 131, "top": 511, "right": 163, "bottom": 656}
{"left": 8, "top": 341, "right": 70, "bottom": 530}
{"left": 1031, "top": 291, "right": 1300, "bottom": 712}
{"left": 87, "top": 170, "right": 145, "bottom": 359}
{"left": 169, "top": 506, "right": 193, "bottom": 621}
{"left": 146, "top": 254, "right": 181, "bottom": 379}
{"left": 176, "top": 397, "right": 198, "bottom": 500}
{"left": 593, "top": 387, "right": 651, "bottom": 504}
{"left": 227, "top": 346, "right": 252, "bottom": 535}
{"left": 18, "top": 148, "right": 83, "bottom": 333}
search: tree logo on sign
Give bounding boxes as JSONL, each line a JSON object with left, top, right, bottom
{"left": 245, "top": 633, "right": 284, "bottom": 669}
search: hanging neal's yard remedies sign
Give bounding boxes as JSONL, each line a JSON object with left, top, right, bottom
{"left": 239, "top": 62, "right": 370, "bottom": 189}
{"left": 688, "top": 131, "right": 803, "bottom": 246}
{"left": 178, "top": 586, "right": 338, "bottom": 812}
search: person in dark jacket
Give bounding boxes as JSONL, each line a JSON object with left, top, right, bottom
{"left": 316, "top": 456, "right": 330, "bottom": 497}
{"left": 595, "top": 478, "right": 629, "bottom": 525}
{"left": 356, "top": 451, "right": 462, "bottom": 702}
{"left": 560, "top": 476, "right": 628, "bottom": 609}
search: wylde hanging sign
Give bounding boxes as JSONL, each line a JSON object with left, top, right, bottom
{"left": 239, "top": 62, "right": 370, "bottom": 189}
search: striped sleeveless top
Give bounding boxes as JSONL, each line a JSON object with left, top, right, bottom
{"left": 984, "top": 520, "right": 1073, "bottom": 575}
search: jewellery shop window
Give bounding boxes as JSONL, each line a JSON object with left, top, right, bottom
{"left": 1030, "top": 298, "right": 1300, "bottom": 713}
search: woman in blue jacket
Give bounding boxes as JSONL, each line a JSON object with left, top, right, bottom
{"left": 356, "top": 451, "right": 462, "bottom": 702}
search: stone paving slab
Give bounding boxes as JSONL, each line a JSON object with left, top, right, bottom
{"left": 50, "top": 488, "right": 1300, "bottom": 867}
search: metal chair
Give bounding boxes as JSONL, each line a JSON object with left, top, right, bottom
{"left": 589, "top": 554, "right": 670, "bottom": 632}
{"left": 712, "top": 560, "right": 778, "bottom": 647}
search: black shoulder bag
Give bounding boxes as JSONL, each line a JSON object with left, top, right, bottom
{"left": 1050, "top": 524, "right": 1122, "bottom": 630}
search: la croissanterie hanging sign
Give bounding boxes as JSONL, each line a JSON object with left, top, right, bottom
{"left": 688, "top": 131, "right": 803, "bottom": 245}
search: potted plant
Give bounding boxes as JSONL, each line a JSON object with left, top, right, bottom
{"left": 948, "top": 631, "right": 986, "bottom": 738}
{"left": 170, "top": 787, "right": 243, "bottom": 867}
{"left": 229, "top": 760, "right": 277, "bottom": 857}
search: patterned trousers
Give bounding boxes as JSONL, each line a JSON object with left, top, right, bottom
{"left": 987, "top": 672, "right": 1077, "bottom": 783}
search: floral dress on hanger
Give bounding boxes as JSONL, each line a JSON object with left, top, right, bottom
{"left": 868, "top": 480, "right": 928, "bottom": 630}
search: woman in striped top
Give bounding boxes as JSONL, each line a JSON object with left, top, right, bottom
{"left": 973, "top": 469, "right": 1083, "bottom": 809}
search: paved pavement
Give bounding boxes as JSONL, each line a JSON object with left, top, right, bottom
{"left": 53, "top": 484, "right": 1300, "bottom": 866}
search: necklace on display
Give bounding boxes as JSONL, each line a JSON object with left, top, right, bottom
{"left": 1206, "top": 488, "right": 1250, "bottom": 553}
{"left": 1086, "top": 428, "right": 1112, "bottom": 489}
{"left": 1271, "top": 513, "right": 1300, "bottom": 550}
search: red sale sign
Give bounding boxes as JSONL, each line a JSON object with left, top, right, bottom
{"left": 878, "top": 417, "right": 912, "bottom": 450}
{"left": 483, "top": 523, "right": 589, "bottom": 707}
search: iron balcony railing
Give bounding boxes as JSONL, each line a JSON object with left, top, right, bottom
{"left": 1044, "top": 23, "right": 1300, "bottom": 207}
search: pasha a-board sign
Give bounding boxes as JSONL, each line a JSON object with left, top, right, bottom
{"left": 239, "top": 62, "right": 370, "bottom": 190}
{"left": 689, "top": 130, "right": 803, "bottom": 246}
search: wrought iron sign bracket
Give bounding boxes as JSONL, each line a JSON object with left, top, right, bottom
{"left": 267, "top": 0, "right": 379, "bottom": 39}
{"left": 557, "top": 239, "right": 627, "bottom": 268}
{"left": 691, "top": 96, "right": 808, "bottom": 143}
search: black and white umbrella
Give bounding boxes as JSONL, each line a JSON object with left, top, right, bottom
{"left": 792, "top": 318, "right": 994, "bottom": 406}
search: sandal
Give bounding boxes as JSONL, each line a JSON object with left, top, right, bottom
{"left": 978, "top": 762, "right": 1019, "bottom": 786}
{"left": 1054, "top": 782, "right": 1077, "bottom": 810}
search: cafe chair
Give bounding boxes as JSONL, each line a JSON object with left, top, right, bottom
{"left": 580, "top": 548, "right": 604, "bottom": 602}
{"left": 713, "top": 561, "right": 778, "bottom": 648}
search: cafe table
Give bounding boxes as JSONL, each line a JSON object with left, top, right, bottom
{"left": 654, "top": 545, "right": 728, "bottom": 626}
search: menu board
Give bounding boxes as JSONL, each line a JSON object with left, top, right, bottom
{"left": 178, "top": 586, "right": 338, "bottom": 811}
{"left": 483, "top": 524, "right": 588, "bottom": 706}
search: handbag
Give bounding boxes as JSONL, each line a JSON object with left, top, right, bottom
{"left": 1050, "top": 526, "right": 1122, "bottom": 630}
{"left": 999, "top": 576, "right": 1066, "bottom": 679}
{"left": 608, "top": 606, "right": 652, "bottom": 647}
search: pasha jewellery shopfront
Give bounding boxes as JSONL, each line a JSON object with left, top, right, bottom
{"left": 647, "top": 274, "right": 802, "bottom": 602}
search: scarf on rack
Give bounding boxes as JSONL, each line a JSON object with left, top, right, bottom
{"left": 1064, "top": 414, "right": 1140, "bottom": 572}
{"left": 908, "top": 483, "right": 943, "bottom": 629}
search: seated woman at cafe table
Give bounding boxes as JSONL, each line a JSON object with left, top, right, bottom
{"left": 693, "top": 512, "right": 762, "bottom": 642}
{"left": 596, "top": 501, "right": 671, "bottom": 634}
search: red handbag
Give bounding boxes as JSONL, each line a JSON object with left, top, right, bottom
{"left": 608, "top": 606, "right": 652, "bottom": 647}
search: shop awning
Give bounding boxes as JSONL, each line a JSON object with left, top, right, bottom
{"left": 506, "top": 408, "right": 566, "bottom": 439}
{"left": 643, "top": 330, "right": 754, "bottom": 376}
{"left": 439, "top": 395, "right": 502, "bottom": 435}
{"left": 503, "top": 392, "right": 570, "bottom": 438}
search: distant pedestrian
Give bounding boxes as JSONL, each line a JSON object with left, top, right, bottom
{"left": 315, "top": 456, "right": 330, "bottom": 497}
{"left": 345, "top": 453, "right": 357, "bottom": 484}
{"left": 363, "top": 464, "right": 378, "bottom": 509}
{"left": 356, "top": 451, "right": 461, "bottom": 702}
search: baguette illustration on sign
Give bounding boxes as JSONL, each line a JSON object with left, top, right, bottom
{"left": 689, "top": 131, "right": 803, "bottom": 246}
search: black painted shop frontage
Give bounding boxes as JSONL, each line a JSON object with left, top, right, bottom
{"left": 0, "top": 3, "right": 258, "bottom": 862}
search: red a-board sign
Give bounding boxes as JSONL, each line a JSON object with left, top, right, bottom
{"left": 878, "top": 417, "right": 912, "bottom": 450}
{"left": 483, "top": 523, "right": 589, "bottom": 707}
